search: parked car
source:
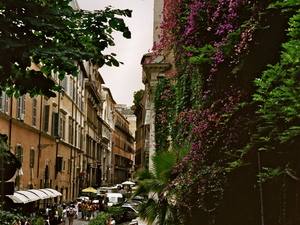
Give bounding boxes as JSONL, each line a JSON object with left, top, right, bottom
{"left": 104, "top": 192, "right": 124, "bottom": 207}
{"left": 97, "top": 187, "right": 118, "bottom": 197}
{"left": 125, "top": 199, "right": 141, "bottom": 207}
{"left": 131, "top": 195, "right": 146, "bottom": 203}
{"left": 121, "top": 204, "right": 139, "bottom": 221}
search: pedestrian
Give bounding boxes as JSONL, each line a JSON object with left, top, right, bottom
{"left": 67, "top": 204, "right": 76, "bottom": 225}
{"left": 81, "top": 201, "right": 88, "bottom": 220}
{"left": 45, "top": 204, "right": 51, "bottom": 216}
{"left": 86, "top": 201, "right": 92, "bottom": 220}
{"left": 62, "top": 204, "right": 68, "bottom": 225}
{"left": 49, "top": 211, "right": 60, "bottom": 225}
{"left": 73, "top": 200, "right": 79, "bottom": 219}
{"left": 92, "top": 202, "right": 98, "bottom": 219}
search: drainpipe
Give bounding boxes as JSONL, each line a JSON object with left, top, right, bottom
{"left": 37, "top": 95, "right": 43, "bottom": 178}
{"left": 55, "top": 87, "right": 61, "bottom": 180}
{"left": 70, "top": 96, "right": 74, "bottom": 199}
{"left": 8, "top": 97, "right": 13, "bottom": 146}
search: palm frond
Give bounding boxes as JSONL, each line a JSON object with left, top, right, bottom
{"left": 138, "top": 198, "right": 158, "bottom": 225}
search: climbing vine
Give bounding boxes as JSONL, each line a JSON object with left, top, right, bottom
{"left": 154, "top": 77, "right": 175, "bottom": 153}
{"left": 153, "top": 0, "right": 300, "bottom": 224}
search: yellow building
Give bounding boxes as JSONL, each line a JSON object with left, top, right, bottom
{"left": 0, "top": 61, "right": 86, "bottom": 203}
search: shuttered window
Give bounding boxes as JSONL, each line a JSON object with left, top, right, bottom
{"left": 15, "top": 145, "right": 23, "bottom": 163}
{"left": 32, "top": 97, "right": 37, "bottom": 127}
{"left": 30, "top": 149, "right": 35, "bottom": 168}
{"left": 52, "top": 112, "right": 59, "bottom": 137}
{"left": 43, "top": 105, "right": 50, "bottom": 132}
{"left": 0, "top": 91, "right": 8, "bottom": 114}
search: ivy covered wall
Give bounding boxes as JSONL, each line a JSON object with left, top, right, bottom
{"left": 153, "top": 0, "right": 300, "bottom": 224}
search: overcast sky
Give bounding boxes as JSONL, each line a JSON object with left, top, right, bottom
{"left": 77, "top": 0, "right": 154, "bottom": 106}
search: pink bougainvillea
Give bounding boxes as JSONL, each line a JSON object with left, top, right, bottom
{"left": 152, "top": 0, "right": 279, "bottom": 222}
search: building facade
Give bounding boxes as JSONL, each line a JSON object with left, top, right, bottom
{"left": 134, "top": 84, "right": 149, "bottom": 171}
{"left": 0, "top": 0, "right": 136, "bottom": 212}
{"left": 0, "top": 61, "right": 86, "bottom": 203}
{"left": 0, "top": 60, "right": 135, "bottom": 205}
{"left": 112, "top": 109, "right": 135, "bottom": 184}
{"left": 134, "top": 0, "right": 173, "bottom": 170}
{"left": 101, "top": 86, "right": 116, "bottom": 186}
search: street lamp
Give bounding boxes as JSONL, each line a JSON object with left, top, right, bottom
{"left": 55, "top": 136, "right": 61, "bottom": 144}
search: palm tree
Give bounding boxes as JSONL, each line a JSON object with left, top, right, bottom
{"left": 133, "top": 148, "right": 187, "bottom": 225}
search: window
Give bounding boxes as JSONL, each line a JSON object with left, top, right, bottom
{"left": 78, "top": 68, "right": 83, "bottom": 87}
{"left": 43, "top": 105, "right": 50, "bottom": 132}
{"left": 81, "top": 99, "right": 84, "bottom": 111}
{"left": 60, "top": 113, "right": 66, "bottom": 140}
{"left": 69, "top": 118, "right": 74, "bottom": 145}
{"left": 0, "top": 91, "right": 8, "bottom": 114}
{"left": 53, "top": 72, "right": 58, "bottom": 81}
{"left": 80, "top": 128, "right": 84, "bottom": 149}
{"left": 32, "top": 97, "right": 37, "bottom": 127}
{"left": 69, "top": 79, "right": 74, "bottom": 100}
{"left": 30, "top": 149, "right": 35, "bottom": 168}
{"left": 62, "top": 75, "right": 68, "bottom": 94}
{"left": 75, "top": 123, "right": 78, "bottom": 147}
{"left": 68, "top": 159, "right": 72, "bottom": 174}
{"left": 56, "top": 156, "right": 63, "bottom": 172}
{"left": 17, "top": 95, "right": 26, "bottom": 120}
{"left": 15, "top": 145, "right": 23, "bottom": 163}
{"left": 52, "top": 112, "right": 59, "bottom": 137}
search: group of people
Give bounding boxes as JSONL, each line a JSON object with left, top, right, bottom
{"left": 42, "top": 202, "right": 80, "bottom": 225}
{"left": 12, "top": 198, "right": 118, "bottom": 225}
{"left": 78, "top": 200, "right": 101, "bottom": 220}
{"left": 44, "top": 204, "right": 61, "bottom": 225}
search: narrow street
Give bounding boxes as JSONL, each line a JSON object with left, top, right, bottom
{"left": 72, "top": 217, "right": 146, "bottom": 225}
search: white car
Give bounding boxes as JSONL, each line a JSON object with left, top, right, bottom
{"left": 105, "top": 192, "right": 124, "bottom": 207}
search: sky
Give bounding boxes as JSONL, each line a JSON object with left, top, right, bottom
{"left": 77, "top": 0, "right": 154, "bottom": 106}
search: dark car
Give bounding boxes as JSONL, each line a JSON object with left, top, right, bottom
{"left": 132, "top": 195, "right": 146, "bottom": 203}
{"left": 122, "top": 204, "right": 139, "bottom": 221}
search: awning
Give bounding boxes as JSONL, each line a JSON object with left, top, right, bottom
{"left": 6, "top": 188, "right": 62, "bottom": 204}
{"left": 6, "top": 192, "right": 31, "bottom": 204}
{"left": 38, "top": 189, "right": 57, "bottom": 198}
{"left": 45, "top": 188, "right": 62, "bottom": 197}
{"left": 15, "top": 190, "right": 40, "bottom": 202}
{"left": 27, "top": 189, "right": 49, "bottom": 199}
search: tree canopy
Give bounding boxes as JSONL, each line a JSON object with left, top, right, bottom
{"left": 0, "top": 0, "right": 131, "bottom": 97}
{"left": 133, "top": 89, "right": 144, "bottom": 107}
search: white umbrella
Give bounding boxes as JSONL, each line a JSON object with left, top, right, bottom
{"left": 122, "top": 181, "right": 135, "bottom": 185}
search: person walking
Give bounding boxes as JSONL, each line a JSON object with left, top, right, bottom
{"left": 62, "top": 204, "right": 68, "bottom": 225}
{"left": 86, "top": 201, "right": 92, "bottom": 220}
{"left": 67, "top": 204, "right": 76, "bottom": 225}
{"left": 49, "top": 212, "right": 60, "bottom": 225}
{"left": 73, "top": 201, "right": 79, "bottom": 219}
{"left": 81, "top": 201, "right": 88, "bottom": 220}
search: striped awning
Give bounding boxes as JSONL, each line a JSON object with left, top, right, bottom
{"left": 6, "top": 188, "right": 62, "bottom": 204}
